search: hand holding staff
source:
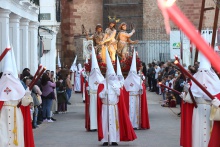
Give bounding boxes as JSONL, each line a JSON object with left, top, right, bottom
{"left": 174, "top": 60, "right": 215, "bottom": 100}
{"left": 174, "top": 56, "right": 197, "bottom": 108}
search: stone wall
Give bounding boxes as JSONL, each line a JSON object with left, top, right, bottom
{"left": 60, "top": 0, "right": 102, "bottom": 67}
{"left": 60, "top": 0, "right": 220, "bottom": 66}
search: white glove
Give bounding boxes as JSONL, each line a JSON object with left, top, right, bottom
{"left": 25, "top": 87, "right": 31, "bottom": 96}
{"left": 113, "top": 88, "right": 120, "bottom": 96}
{"left": 179, "top": 92, "right": 186, "bottom": 99}
{"left": 212, "top": 98, "right": 220, "bottom": 108}
{"left": 183, "top": 83, "right": 190, "bottom": 92}
{"left": 86, "top": 87, "right": 90, "bottom": 91}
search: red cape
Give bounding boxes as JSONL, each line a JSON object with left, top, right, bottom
{"left": 208, "top": 93, "right": 220, "bottom": 147}
{"left": 84, "top": 81, "right": 90, "bottom": 131}
{"left": 0, "top": 101, "right": 35, "bottom": 147}
{"left": 180, "top": 102, "right": 194, "bottom": 147}
{"left": 123, "top": 84, "right": 150, "bottom": 129}
{"left": 80, "top": 73, "right": 83, "bottom": 93}
{"left": 97, "top": 84, "right": 137, "bottom": 141}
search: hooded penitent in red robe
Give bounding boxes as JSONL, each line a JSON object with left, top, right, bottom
{"left": 123, "top": 84, "right": 150, "bottom": 129}
{"left": 97, "top": 84, "right": 137, "bottom": 141}
{"left": 0, "top": 101, "right": 35, "bottom": 147}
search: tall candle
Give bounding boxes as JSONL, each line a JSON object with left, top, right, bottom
{"left": 29, "top": 65, "right": 43, "bottom": 88}
{"left": 0, "top": 48, "right": 10, "bottom": 61}
{"left": 159, "top": 82, "right": 181, "bottom": 95}
{"left": 29, "top": 67, "right": 46, "bottom": 90}
{"left": 158, "top": 0, "right": 220, "bottom": 74}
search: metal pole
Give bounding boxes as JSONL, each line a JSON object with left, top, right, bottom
{"left": 106, "top": 77, "right": 110, "bottom": 147}
{"left": 138, "top": 71, "right": 142, "bottom": 129}
{"left": 194, "top": 0, "right": 206, "bottom": 63}
{"left": 211, "top": 6, "right": 219, "bottom": 48}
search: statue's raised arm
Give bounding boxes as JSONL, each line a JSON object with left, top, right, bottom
{"left": 117, "top": 22, "right": 138, "bottom": 60}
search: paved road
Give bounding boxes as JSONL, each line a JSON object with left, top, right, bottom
{"left": 34, "top": 91, "right": 181, "bottom": 147}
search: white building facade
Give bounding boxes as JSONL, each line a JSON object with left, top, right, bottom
{"left": 39, "top": 0, "right": 60, "bottom": 73}
{"left": 0, "top": 0, "right": 39, "bottom": 75}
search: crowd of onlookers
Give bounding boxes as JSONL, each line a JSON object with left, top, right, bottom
{"left": 6, "top": 67, "right": 74, "bottom": 129}
{"left": 141, "top": 60, "right": 200, "bottom": 116}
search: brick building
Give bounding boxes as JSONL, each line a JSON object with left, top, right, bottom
{"left": 59, "top": 0, "right": 219, "bottom": 67}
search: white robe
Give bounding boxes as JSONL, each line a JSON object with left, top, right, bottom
{"left": 74, "top": 71, "right": 81, "bottom": 92}
{"left": 89, "top": 89, "right": 97, "bottom": 129}
{"left": 99, "top": 83, "right": 120, "bottom": 143}
{"left": 129, "top": 91, "right": 140, "bottom": 128}
{"left": 0, "top": 100, "right": 24, "bottom": 147}
{"left": 192, "top": 97, "right": 211, "bottom": 147}
{"left": 0, "top": 94, "right": 31, "bottom": 147}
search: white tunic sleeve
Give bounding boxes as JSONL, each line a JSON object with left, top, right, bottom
{"left": 21, "top": 95, "right": 33, "bottom": 106}
{"left": 99, "top": 89, "right": 106, "bottom": 99}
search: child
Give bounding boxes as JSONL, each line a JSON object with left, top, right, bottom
{"left": 56, "top": 77, "right": 67, "bottom": 113}
{"left": 161, "top": 93, "right": 176, "bottom": 107}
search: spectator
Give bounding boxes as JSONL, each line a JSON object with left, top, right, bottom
{"left": 31, "top": 85, "right": 42, "bottom": 129}
{"left": 65, "top": 73, "right": 72, "bottom": 105}
{"left": 41, "top": 73, "right": 56, "bottom": 123}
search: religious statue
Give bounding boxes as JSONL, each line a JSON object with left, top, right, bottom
{"left": 100, "top": 19, "right": 118, "bottom": 62}
{"left": 116, "top": 22, "right": 138, "bottom": 60}
{"left": 86, "top": 24, "right": 104, "bottom": 54}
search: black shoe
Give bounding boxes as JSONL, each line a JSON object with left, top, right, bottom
{"left": 90, "top": 129, "right": 97, "bottom": 132}
{"left": 133, "top": 128, "right": 138, "bottom": 130}
{"left": 83, "top": 100, "right": 85, "bottom": 103}
{"left": 177, "top": 112, "right": 181, "bottom": 117}
{"left": 112, "top": 142, "right": 118, "bottom": 146}
{"left": 67, "top": 102, "right": 71, "bottom": 105}
{"left": 51, "top": 117, "right": 56, "bottom": 121}
{"left": 102, "top": 142, "right": 109, "bottom": 146}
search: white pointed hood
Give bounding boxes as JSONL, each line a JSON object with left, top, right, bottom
{"left": 58, "top": 53, "right": 61, "bottom": 68}
{"left": 89, "top": 47, "right": 104, "bottom": 90}
{"left": 198, "top": 52, "right": 211, "bottom": 70}
{"left": 105, "top": 48, "right": 120, "bottom": 88}
{"left": 124, "top": 50, "right": 142, "bottom": 91}
{"left": 11, "top": 46, "right": 18, "bottom": 78}
{"left": 191, "top": 52, "right": 220, "bottom": 100}
{"left": 106, "top": 47, "right": 115, "bottom": 76}
{"left": 70, "top": 55, "right": 77, "bottom": 72}
{"left": 130, "top": 49, "right": 137, "bottom": 73}
{"left": 116, "top": 56, "right": 124, "bottom": 87}
{"left": 0, "top": 45, "right": 25, "bottom": 101}
{"left": 91, "top": 47, "right": 100, "bottom": 70}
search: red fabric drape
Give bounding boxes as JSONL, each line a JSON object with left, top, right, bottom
{"left": 20, "top": 105, "right": 35, "bottom": 147}
{"left": 208, "top": 93, "right": 220, "bottom": 147}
